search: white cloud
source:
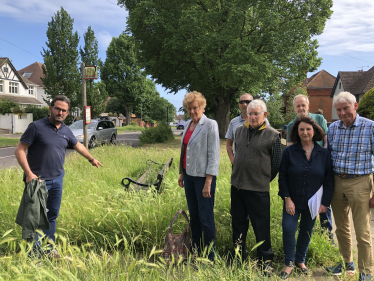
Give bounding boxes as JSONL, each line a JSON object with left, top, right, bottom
{"left": 316, "top": 0, "right": 374, "bottom": 55}
{"left": 1, "top": 0, "right": 128, "bottom": 33}
{"left": 97, "top": 31, "right": 114, "bottom": 51}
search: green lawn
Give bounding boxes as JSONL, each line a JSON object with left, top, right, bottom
{"left": 0, "top": 137, "right": 20, "bottom": 146}
{"left": 117, "top": 125, "right": 146, "bottom": 132}
{"left": 0, "top": 142, "right": 339, "bottom": 280}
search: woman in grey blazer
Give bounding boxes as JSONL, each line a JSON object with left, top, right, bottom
{"left": 177, "top": 91, "right": 220, "bottom": 261}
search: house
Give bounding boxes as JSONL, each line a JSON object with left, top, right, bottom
{"left": 330, "top": 66, "right": 374, "bottom": 121}
{"left": 18, "top": 61, "right": 48, "bottom": 106}
{"left": 304, "top": 70, "right": 336, "bottom": 122}
{"left": 0, "top": 57, "right": 43, "bottom": 107}
{"left": 175, "top": 114, "right": 185, "bottom": 123}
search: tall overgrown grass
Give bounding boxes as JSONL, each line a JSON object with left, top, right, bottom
{"left": 0, "top": 141, "right": 339, "bottom": 280}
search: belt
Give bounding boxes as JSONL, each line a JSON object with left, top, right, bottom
{"left": 334, "top": 172, "right": 367, "bottom": 179}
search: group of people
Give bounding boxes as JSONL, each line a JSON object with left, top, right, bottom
{"left": 14, "top": 91, "right": 374, "bottom": 281}
{"left": 178, "top": 91, "right": 374, "bottom": 281}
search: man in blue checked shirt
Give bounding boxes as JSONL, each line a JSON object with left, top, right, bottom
{"left": 326, "top": 91, "right": 374, "bottom": 281}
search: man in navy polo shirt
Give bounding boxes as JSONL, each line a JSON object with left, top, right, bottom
{"left": 15, "top": 95, "right": 102, "bottom": 257}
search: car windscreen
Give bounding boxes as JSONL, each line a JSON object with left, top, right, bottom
{"left": 69, "top": 120, "right": 97, "bottom": 130}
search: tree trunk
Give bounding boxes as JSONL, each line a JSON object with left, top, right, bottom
{"left": 214, "top": 94, "right": 231, "bottom": 139}
{"left": 124, "top": 104, "right": 131, "bottom": 125}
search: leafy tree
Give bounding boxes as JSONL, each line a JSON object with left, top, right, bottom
{"left": 120, "top": 0, "right": 332, "bottom": 138}
{"left": 41, "top": 7, "right": 81, "bottom": 109}
{"left": 358, "top": 87, "right": 374, "bottom": 120}
{"left": 0, "top": 98, "right": 19, "bottom": 115}
{"left": 149, "top": 97, "right": 176, "bottom": 122}
{"left": 106, "top": 97, "right": 124, "bottom": 116}
{"left": 101, "top": 33, "right": 143, "bottom": 124}
{"left": 265, "top": 92, "right": 285, "bottom": 129}
{"left": 80, "top": 26, "right": 106, "bottom": 116}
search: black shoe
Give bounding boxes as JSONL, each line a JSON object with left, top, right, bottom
{"left": 262, "top": 261, "right": 274, "bottom": 277}
{"left": 279, "top": 271, "right": 291, "bottom": 280}
{"left": 295, "top": 263, "right": 308, "bottom": 274}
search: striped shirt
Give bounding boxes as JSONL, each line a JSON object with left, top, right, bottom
{"left": 327, "top": 114, "right": 374, "bottom": 175}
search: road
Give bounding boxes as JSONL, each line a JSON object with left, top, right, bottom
{"left": 0, "top": 129, "right": 182, "bottom": 170}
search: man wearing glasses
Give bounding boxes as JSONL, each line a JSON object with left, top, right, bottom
{"left": 15, "top": 95, "right": 102, "bottom": 258}
{"left": 225, "top": 93, "right": 254, "bottom": 164}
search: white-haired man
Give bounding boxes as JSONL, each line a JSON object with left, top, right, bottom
{"left": 325, "top": 92, "right": 374, "bottom": 281}
{"left": 286, "top": 94, "right": 333, "bottom": 240}
{"left": 230, "top": 99, "right": 282, "bottom": 276}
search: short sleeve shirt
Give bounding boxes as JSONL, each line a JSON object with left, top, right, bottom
{"left": 20, "top": 117, "right": 78, "bottom": 180}
{"left": 286, "top": 112, "right": 328, "bottom": 147}
{"left": 225, "top": 115, "right": 246, "bottom": 155}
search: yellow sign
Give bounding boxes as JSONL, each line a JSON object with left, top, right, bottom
{"left": 85, "top": 66, "right": 98, "bottom": 79}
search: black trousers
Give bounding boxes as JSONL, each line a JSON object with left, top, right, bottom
{"left": 231, "top": 185, "right": 274, "bottom": 262}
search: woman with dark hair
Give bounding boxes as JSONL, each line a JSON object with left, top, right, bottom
{"left": 278, "top": 116, "right": 334, "bottom": 279}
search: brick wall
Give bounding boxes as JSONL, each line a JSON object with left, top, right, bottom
{"left": 307, "top": 88, "right": 333, "bottom": 122}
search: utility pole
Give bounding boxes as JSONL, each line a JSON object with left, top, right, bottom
{"left": 167, "top": 106, "right": 169, "bottom": 123}
{"left": 141, "top": 102, "right": 142, "bottom": 127}
{"left": 82, "top": 63, "right": 88, "bottom": 148}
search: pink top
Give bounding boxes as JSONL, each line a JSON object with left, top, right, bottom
{"left": 182, "top": 125, "right": 194, "bottom": 170}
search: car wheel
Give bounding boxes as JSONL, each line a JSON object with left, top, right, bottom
{"left": 89, "top": 136, "right": 96, "bottom": 149}
{"left": 110, "top": 134, "right": 116, "bottom": 144}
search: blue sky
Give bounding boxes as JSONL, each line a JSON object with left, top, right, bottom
{"left": 1, "top": 0, "right": 373, "bottom": 113}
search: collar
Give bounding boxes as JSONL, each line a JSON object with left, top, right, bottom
{"left": 239, "top": 114, "right": 246, "bottom": 122}
{"left": 338, "top": 113, "right": 360, "bottom": 129}
{"left": 293, "top": 112, "right": 312, "bottom": 121}
{"left": 243, "top": 121, "right": 267, "bottom": 130}
{"left": 293, "top": 141, "right": 323, "bottom": 152}
{"left": 45, "top": 116, "right": 65, "bottom": 128}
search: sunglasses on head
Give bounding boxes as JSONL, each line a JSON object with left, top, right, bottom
{"left": 239, "top": 100, "right": 252, "bottom": 104}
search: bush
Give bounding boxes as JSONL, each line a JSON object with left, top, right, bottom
{"left": 139, "top": 122, "right": 174, "bottom": 145}
{"left": 357, "top": 87, "right": 374, "bottom": 120}
{"left": 130, "top": 121, "right": 138, "bottom": 126}
{"left": 25, "top": 106, "right": 50, "bottom": 121}
{"left": 0, "top": 98, "right": 19, "bottom": 115}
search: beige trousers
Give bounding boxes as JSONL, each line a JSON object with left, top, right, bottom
{"left": 331, "top": 174, "right": 373, "bottom": 274}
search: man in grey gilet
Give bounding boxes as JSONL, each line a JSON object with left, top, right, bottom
{"left": 231, "top": 99, "right": 282, "bottom": 276}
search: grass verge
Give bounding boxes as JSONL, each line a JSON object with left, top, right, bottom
{"left": 0, "top": 142, "right": 339, "bottom": 280}
{"left": 0, "top": 137, "right": 20, "bottom": 146}
{"left": 117, "top": 125, "right": 146, "bottom": 132}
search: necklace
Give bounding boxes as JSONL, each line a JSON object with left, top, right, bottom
{"left": 304, "top": 144, "right": 314, "bottom": 154}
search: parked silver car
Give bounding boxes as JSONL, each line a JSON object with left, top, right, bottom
{"left": 69, "top": 119, "right": 117, "bottom": 149}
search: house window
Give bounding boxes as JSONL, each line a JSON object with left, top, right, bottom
{"left": 9, "top": 82, "right": 18, "bottom": 93}
{"left": 0, "top": 80, "right": 3, "bottom": 93}
{"left": 28, "top": 86, "right": 34, "bottom": 95}
{"left": 339, "top": 83, "right": 341, "bottom": 89}
{"left": 23, "top": 72, "right": 32, "bottom": 78}
{"left": 3, "top": 67, "right": 8, "bottom": 73}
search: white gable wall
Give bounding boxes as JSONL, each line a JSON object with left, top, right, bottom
{"left": 0, "top": 62, "right": 29, "bottom": 96}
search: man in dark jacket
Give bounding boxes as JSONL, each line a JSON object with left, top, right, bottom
{"left": 15, "top": 95, "right": 103, "bottom": 258}
{"left": 231, "top": 99, "right": 282, "bottom": 276}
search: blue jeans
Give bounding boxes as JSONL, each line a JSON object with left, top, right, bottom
{"left": 33, "top": 172, "right": 64, "bottom": 253}
{"left": 282, "top": 206, "right": 316, "bottom": 266}
{"left": 183, "top": 170, "right": 216, "bottom": 261}
{"left": 319, "top": 206, "right": 333, "bottom": 237}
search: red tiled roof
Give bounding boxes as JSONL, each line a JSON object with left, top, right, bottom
{"left": 307, "top": 70, "right": 336, "bottom": 88}
{"left": 18, "top": 62, "right": 45, "bottom": 87}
